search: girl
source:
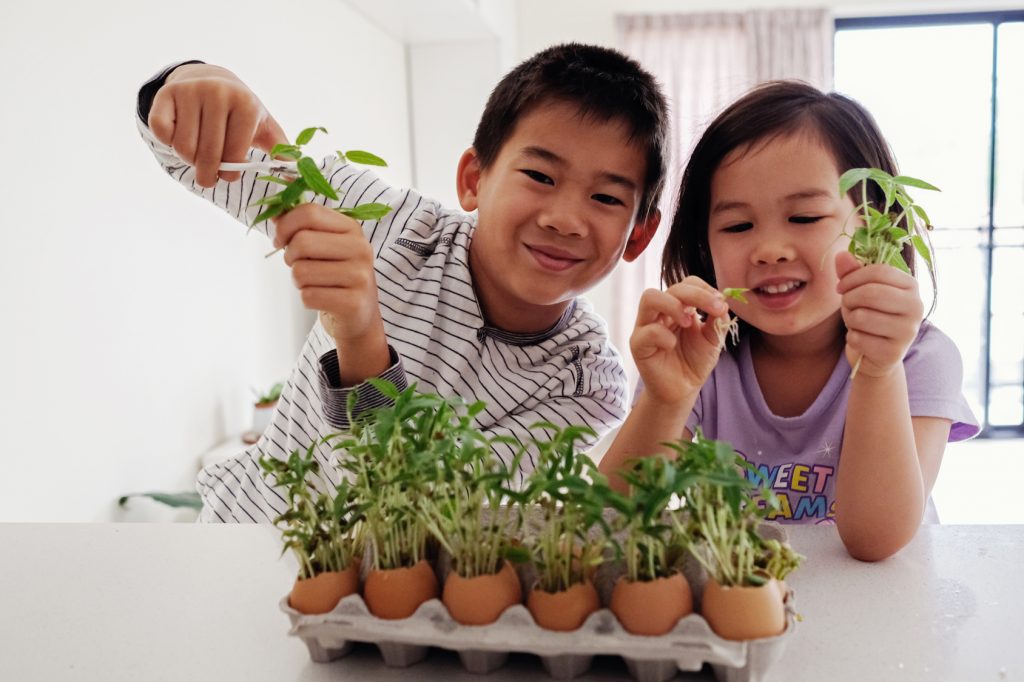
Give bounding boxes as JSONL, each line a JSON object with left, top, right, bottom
{"left": 599, "top": 81, "right": 978, "bottom": 562}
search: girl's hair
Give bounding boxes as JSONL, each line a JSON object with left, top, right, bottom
{"left": 663, "top": 80, "right": 914, "bottom": 289}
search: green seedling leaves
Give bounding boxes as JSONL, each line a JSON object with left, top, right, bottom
{"left": 341, "top": 150, "right": 388, "bottom": 167}
{"left": 722, "top": 287, "right": 749, "bottom": 303}
{"left": 338, "top": 203, "right": 393, "bottom": 221}
{"left": 295, "top": 126, "right": 328, "bottom": 146}
{"left": 297, "top": 157, "right": 339, "bottom": 201}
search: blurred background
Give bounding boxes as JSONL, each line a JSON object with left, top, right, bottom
{"left": 1, "top": 0, "right": 1020, "bottom": 522}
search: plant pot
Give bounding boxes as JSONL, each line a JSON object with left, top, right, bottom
{"left": 610, "top": 573, "right": 693, "bottom": 636}
{"left": 442, "top": 561, "right": 522, "bottom": 625}
{"left": 527, "top": 580, "right": 600, "bottom": 631}
{"left": 363, "top": 560, "right": 439, "bottom": 620}
{"left": 701, "top": 577, "right": 786, "bottom": 641}
{"left": 252, "top": 400, "right": 277, "bottom": 434}
{"left": 288, "top": 563, "right": 360, "bottom": 615}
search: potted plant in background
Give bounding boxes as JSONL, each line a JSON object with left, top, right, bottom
{"left": 329, "top": 380, "right": 443, "bottom": 620}
{"left": 515, "top": 423, "right": 609, "bottom": 632}
{"left": 245, "top": 381, "right": 284, "bottom": 444}
{"left": 605, "top": 455, "right": 694, "bottom": 636}
{"left": 259, "top": 441, "right": 363, "bottom": 615}
{"left": 416, "top": 403, "right": 525, "bottom": 626}
{"left": 673, "top": 432, "right": 801, "bottom": 641}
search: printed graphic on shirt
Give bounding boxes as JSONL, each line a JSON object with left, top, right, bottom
{"left": 738, "top": 449, "right": 837, "bottom": 524}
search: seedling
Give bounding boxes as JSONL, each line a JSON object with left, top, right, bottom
{"left": 249, "top": 126, "right": 393, "bottom": 256}
{"left": 715, "top": 287, "right": 749, "bottom": 348}
{"left": 253, "top": 381, "right": 284, "bottom": 407}
{"left": 838, "top": 168, "right": 939, "bottom": 377}
{"left": 259, "top": 442, "right": 362, "bottom": 579}
{"left": 514, "top": 423, "right": 611, "bottom": 593}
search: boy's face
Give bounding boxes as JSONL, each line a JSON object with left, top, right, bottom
{"left": 458, "top": 100, "right": 658, "bottom": 332}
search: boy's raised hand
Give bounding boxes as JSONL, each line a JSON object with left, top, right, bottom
{"left": 835, "top": 251, "right": 924, "bottom": 379}
{"left": 148, "top": 64, "right": 288, "bottom": 188}
{"left": 273, "top": 205, "right": 391, "bottom": 384}
{"left": 631, "top": 277, "right": 730, "bottom": 404}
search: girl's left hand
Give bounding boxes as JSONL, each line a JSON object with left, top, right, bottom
{"left": 834, "top": 251, "right": 924, "bottom": 378}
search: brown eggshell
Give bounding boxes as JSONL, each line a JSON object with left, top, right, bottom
{"left": 288, "top": 563, "right": 360, "bottom": 615}
{"left": 442, "top": 560, "right": 523, "bottom": 625}
{"left": 610, "top": 573, "right": 694, "bottom": 636}
{"left": 701, "top": 577, "right": 786, "bottom": 641}
{"left": 363, "top": 559, "right": 440, "bottom": 620}
{"left": 527, "top": 580, "right": 601, "bottom": 631}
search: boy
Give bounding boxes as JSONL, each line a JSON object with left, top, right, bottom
{"left": 138, "top": 43, "right": 668, "bottom": 523}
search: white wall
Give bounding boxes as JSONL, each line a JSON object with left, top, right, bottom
{"left": 0, "top": 0, "right": 412, "bottom": 521}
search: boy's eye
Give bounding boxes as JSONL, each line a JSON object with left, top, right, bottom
{"left": 722, "top": 222, "right": 753, "bottom": 233}
{"left": 520, "top": 169, "right": 554, "bottom": 185}
{"left": 790, "top": 216, "right": 823, "bottom": 224}
{"left": 592, "top": 193, "right": 624, "bottom": 206}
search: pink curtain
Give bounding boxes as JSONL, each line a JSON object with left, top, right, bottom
{"left": 610, "top": 8, "right": 834, "bottom": 388}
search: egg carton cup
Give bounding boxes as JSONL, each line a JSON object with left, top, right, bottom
{"left": 280, "top": 524, "right": 796, "bottom": 682}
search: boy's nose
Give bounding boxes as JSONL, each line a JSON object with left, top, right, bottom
{"left": 538, "top": 195, "right": 587, "bottom": 237}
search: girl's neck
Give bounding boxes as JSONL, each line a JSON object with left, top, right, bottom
{"left": 750, "top": 315, "right": 845, "bottom": 418}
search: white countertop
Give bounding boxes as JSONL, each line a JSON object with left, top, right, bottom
{"left": 0, "top": 523, "right": 1020, "bottom": 681}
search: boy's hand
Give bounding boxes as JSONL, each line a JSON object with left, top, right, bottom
{"left": 835, "top": 251, "right": 923, "bottom": 378}
{"left": 273, "top": 204, "right": 383, "bottom": 345}
{"left": 630, "top": 277, "right": 730, "bottom": 404}
{"left": 148, "top": 63, "right": 288, "bottom": 188}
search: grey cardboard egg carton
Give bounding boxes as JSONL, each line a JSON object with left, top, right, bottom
{"left": 278, "top": 522, "right": 796, "bottom": 682}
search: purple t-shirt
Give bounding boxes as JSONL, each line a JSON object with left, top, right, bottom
{"left": 641, "top": 321, "right": 979, "bottom": 525}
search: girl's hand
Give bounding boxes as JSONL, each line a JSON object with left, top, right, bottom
{"left": 273, "top": 204, "right": 382, "bottom": 343}
{"left": 148, "top": 63, "right": 288, "bottom": 188}
{"left": 630, "top": 277, "right": 730, "bottom": 404}
{"left": 835, "top": 251, "right": 924, "bottom": 378}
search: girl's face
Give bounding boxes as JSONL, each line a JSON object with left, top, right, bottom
{"left": 707, "top": 131, "right": 856, "bottom": 345}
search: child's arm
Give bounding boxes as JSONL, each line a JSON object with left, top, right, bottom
{"left": 598, "top": 278, "right": 730, "bottom": 492}
{"left": 833, "top": 251, "right": 951, "bottom": 561}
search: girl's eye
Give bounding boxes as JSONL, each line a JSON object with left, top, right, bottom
{"left": 722, "top": 222, "right": 753, "bottom": 233}
{"left": 790, "top": 216, "right": 823, "bottom": 224}
{"left": 592, "top": 193, "right": 624, "bottom": 206}
{"left": 521, "top": 169, "right": 554, "bottom": 185}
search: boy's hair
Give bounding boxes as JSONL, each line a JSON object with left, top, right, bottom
{"left": 472, "top": 43, "right": 669, "bottom": 222}
{"left": 663, "top": 80, "right": 910, "bottom": 289}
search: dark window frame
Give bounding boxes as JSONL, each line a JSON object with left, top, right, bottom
{"left": 835, "top": 10, "right": 1024, "bottom": 438}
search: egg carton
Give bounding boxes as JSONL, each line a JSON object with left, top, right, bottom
{"left": 279, "top": 539, "right": 796, "bottom": 682}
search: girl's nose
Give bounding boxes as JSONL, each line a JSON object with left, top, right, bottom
{"left": 751, "top": 235, "right": 796, "bottom": 265}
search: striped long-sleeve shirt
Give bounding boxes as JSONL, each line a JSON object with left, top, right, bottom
{"left": 137, "top": 76, "right": 629, "bottom": 524}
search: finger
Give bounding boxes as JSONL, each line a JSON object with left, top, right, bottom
{"left": 834, "top": 250, "right": 863, "bottom": 281}
{"left": 845, "top": 329, "right": 901, "bottom": 364}
{"left": 254, "top": 112, "right": 289, "bottom": 155}
{"left": 169, "top": 96, "right": 201, "bottom": 167}
{"left": 664, "top": 278, "right": 728, "bottom": 317}
{"left": 282, "top": 230, "right": 372, "bottom": 267}
{"left": 272, "top": 204, "right": 363, "bottom": 250}
{"left": 291, "top": 259, "right": 375, "bottom": 290}
{"left": 193, "top": 102, "right": 230, "bottom": 188}
{"left": 148, "top": 90, "right": 177, "bottom": 145}
{"left": 218, "top": 106, "right": 260, "bottom": 183}
{"left": 631, "top": 323, "right": 679, "bottom": 360}
{"left": 636, "top": 289, "right": 688, "bottom": 327}
{"left": 837, "top": 262, "right": 917, "bottom": 294}
{"left": 842, "top": 307, "right": 919, "bottom": 340}
{"left": 841, "top": 282, "right": 923, "bottom": 316}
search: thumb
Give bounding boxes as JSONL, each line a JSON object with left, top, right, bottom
{"left": 834, "top": 250, "right": 862, "bottom": 280}
{"left": 253, "top": 112, "right": 288, "bottom": 155}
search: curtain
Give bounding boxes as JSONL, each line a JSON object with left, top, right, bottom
{"left": 609, "top": 8, "right": 834, "bottom": 389}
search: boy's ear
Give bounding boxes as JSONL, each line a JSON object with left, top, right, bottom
{"left": 456, "top": 147, "right": 482, "bottom": 212}
{"left": 623, "top": 209, "right": 661, "bottom": 262}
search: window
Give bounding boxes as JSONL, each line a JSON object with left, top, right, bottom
{"left": 835, "top": 11, "right": 1024, "bottom": 436}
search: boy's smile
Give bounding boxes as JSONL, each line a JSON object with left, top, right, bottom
{"left": 457, "top": 100, "right": 657, "bottom": 333}
{"left": 707, "top": 132, "right": 855, "bottom": 345}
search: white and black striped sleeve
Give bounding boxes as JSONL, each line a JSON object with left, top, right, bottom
{"left": 317, "top": 346, "right": 410, "bottom": 430}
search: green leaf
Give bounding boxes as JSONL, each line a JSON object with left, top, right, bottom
{"left": 722, "top": 287, "right": 749, "bottom": 303}
{"left": 118, "top": 492, "right": 203, "bottom": 510}
{"left": 253, "top": 203, "right": 287, "bottom": 224}
{"left": 278, "top": 177, "right": 310, "bottom": 207}
{"left": 911, "top": 204, "right": 933, "bottom": 229}
{"left": 338, "top": 203, "right": 393, "bottom": 221}
{"left": 251, "top": 193, "right": 283, "bottom": 207}
{"left": 343, "top": 150, "right": 388, "bottom": 167}
{"left": 297, "top": 157, "right": 340, "bottom": 201}
{"left": 270, "top": 144, "right": 301, "bottom": 160}
{"left": 257, "top": 175, "right": 291, "bottom": 186}
{"left": 911, "top": 235, "right": 933, "bottom": 268}
{"left": 839, "top": 168, "right": 872, "bottom": 194}
{"left": 892, "top": 175, "right": 940, "bottom": 192}
{"left": 295, "top": 126, "right": 328, "bottom": 146}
